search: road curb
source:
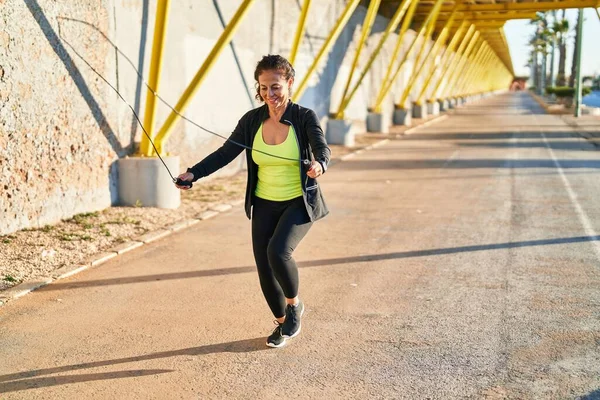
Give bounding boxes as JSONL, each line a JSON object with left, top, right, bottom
{"left": 0, "top": 202, "right": 244, "bottom": 308}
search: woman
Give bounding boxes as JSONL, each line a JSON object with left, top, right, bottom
{"left": 176, "top": 54, "right": 331, "bottom": 348}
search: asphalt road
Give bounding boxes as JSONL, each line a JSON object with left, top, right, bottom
{"left": 1, "top": 92, "right": 600, "bottom": 399}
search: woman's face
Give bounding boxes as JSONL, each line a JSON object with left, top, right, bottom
{"left": 258, "top": 69, "right": 293, "bottom": 109}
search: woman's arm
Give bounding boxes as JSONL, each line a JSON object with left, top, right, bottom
{"left": 303, "top": 109, "right": 331, "bottom": 173}
{"left": 186, "top": 116, "right": 247, "bottom": 182}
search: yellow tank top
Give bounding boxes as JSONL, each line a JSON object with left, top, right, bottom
{"left": 252, "top": 123, "right": 303, "bottom": 201}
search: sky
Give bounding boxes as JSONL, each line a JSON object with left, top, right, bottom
{"left": 504, "top": 8, "right": 600, "bottom": 78}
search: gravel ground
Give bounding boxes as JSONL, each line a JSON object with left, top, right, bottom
{"left": 0, "top": 135, "right": 384, "bottom": 292}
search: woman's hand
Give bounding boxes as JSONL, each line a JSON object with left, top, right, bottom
{"left": 175, "top": 172, "right": 194, "bottom": 190}
{"left": 306, "top": 161, "right": 323, "bottom": 179}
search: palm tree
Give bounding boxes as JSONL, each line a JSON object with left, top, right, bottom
{"left": 549, "top": 11, "right": 557, "bottom": 86}
{"left": 554, "top": 10, "right": 569, "bottom": 86}
{"left": 529, "top": 12, "right": 551, "bottom": 92}
{"left": 569, "top": 9, "right": 583, "bottom": 88}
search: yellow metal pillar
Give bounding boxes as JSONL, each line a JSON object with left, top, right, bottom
{"left": 429, "top": 24, "right": 478, "bottom": 101}
{"left": 333, "top": 0, "right": 413, "bottom": 119}
{"left": 152, "top": 0, "right": 256, "bottom": 156}
{"left": 414, "top": 19, "right": 469, "bottom": 106}
{"left": 333, "top": 0, "right": 381, "bottom": 119}
{"left": 140, "top": 0, "right": 171, "bottom": 157}
{"left": 289, "top": 0, "right": 312, "bottom": 65}
{"left": 396, "top": 2, "right": 461, "bottom": 108}
{"left": 464, "top": 48, "right": 492, "bottom": 94}
{"left": 454, "top": 45, "right": 488, "bottom": 96}
{"left": 292, "top": 0, "right": 361, "bottom": 102}
{"left": 456, "top": 44, "right": 490, "bottom": 97}
{"left": 370, "top": 0, "right": 420, "bottom": 113}
{"left": 372, "top": 0, "right": 446, "bottom": 112}
{"left": 441, "top": 36, "right": 483, "bottom": 100}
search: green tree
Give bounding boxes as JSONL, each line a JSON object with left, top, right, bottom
{"left": 553, "top": 10, "right": 569, "bottom": 86}
{"left": 569, "top": 9, "right": 583, "bottom": 88}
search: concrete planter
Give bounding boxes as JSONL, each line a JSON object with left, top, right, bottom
{"left": 366, "top": 112, "right": 389, "bottom": 133}
{"left": 326, "top": 119, "right": 355, "bottom": 146}
{"left": 412, "top": 103, "right": 428, "bottom": 119}
{"left": 118, "top": 156, "right": 181, "bottom": 209}
{"left": 439, "top": 99, "right": 448, "bottom": 112}
{"left": 427, "top": 101, "right": 440, "bottom": 116}
{"left": 393, "top": 107, "right": 412, "bottom": 126}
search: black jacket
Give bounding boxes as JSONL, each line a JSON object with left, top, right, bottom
{"left": 188, "top": 101, "right": 331, "bottom": 222}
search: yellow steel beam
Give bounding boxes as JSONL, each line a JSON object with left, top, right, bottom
{"left": 414, "top": 0, "right": 600, "bottom": 13}
{"left": 371, "top": 0, "right": 420, "bottom": 113}
{"left": 334, "top": 0, "right": 381, "bottom": 119}
{"left": 292, "top": 0, "right": 361, "bottom": 102}
{"left": 439, "top": 32, "right": 481, "bottom": 99}
{"left": 464, "top": 48, "right": 493, "bottom": 94}
{"left": 372, "top": 0, "right": 446, "bottom": 112}
{"left": 415, "top": 10, "right": 537, "bottom": 21}
{"left": 429, "top": 23, "right": 476, "bottom": 101}
{"left": 334, "top": 0, "right": 414, "bottom": 119}
{"left": 442, "top": 37, "right": 485, "bottom": 99}
{"left": 153, "top": 0, "right": 255, "bottom": 156}
{"left": 398, "top": 2, "right": 462, "bottom": 108}
{"left": 289, "top": 0, "right": 312, "bottom": 65}
{"left": 457, "top": 44, "right": 492, "bottom": 96}
{"left": 415, "top": 19, "right": 469, "bottom": 105}
{"left": 411, "top": 0, "right": 446, "bottom": 81}
{"left": 140, "top": 0, "right": 171, "bottom": 157}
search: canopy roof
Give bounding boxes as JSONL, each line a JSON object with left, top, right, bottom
{"left": 377, "top": 0, "right": 600, "bottom": 75}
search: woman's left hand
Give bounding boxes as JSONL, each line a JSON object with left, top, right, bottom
{"left": 306, "top": 161, "right": 323, "bottom": 178}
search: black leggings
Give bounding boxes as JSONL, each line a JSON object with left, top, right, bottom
{"left": 251, "top": 196, "right": 312, "bottom": 319}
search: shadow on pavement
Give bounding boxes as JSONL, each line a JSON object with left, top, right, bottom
{"left": 0, "top": 337, "right": 266, "bottom": 391}
{"left": 339, "top": 159, "right": 600, "bottom": 170}
{"left": 40, "top": 236, "right": 599, "bottom": 291}
{"left": 0, "top": 369, "right": 173, "bottom": 393}
{"left": 400, "top": 132, "right": 597, "bottom": 140}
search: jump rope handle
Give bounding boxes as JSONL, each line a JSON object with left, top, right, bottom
{"left": 174, "top": 178, "right": 193, "bottom": 188}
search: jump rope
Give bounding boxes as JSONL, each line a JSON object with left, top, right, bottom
{"left": 57, "top": 24, "right": 311, "bottom": 189}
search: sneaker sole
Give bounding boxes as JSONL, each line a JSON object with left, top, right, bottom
{"left": 266, "top": 340, "right": 287, "bottom": 348}
{"left": 281, "top": 304, "right": 305, "bottom": 339}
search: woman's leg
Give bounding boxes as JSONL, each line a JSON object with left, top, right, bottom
{"left": 266, "top": 197, "right": 312, "bottom": 300}
{"left": 251, "top": 197, "right": 287, "bottom": 321}
{"left": 267, "top": 197, "right": 312, "bottom": 338}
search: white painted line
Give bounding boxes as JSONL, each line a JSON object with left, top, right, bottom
{"left": 541, "top": 133, "right": 600, "bottom": 259}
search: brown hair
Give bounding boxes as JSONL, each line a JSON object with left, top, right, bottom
{"left": 254, "top": 54, "right": 295, "bottom": 102}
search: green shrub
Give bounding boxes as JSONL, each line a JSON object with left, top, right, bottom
{"left": 547, "top": 86, "right": 592, "bottom": 97}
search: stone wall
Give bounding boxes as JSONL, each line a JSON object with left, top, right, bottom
{"left": 1, "top": 0, "right": 424, "bottom": 235}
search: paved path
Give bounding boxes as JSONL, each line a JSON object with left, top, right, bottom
{"left": 1, "top": 92, "right": 600, "bottom": 399}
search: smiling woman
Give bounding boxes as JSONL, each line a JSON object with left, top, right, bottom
{"left": 175, "top": 54, "right": 331, "bottom": 349}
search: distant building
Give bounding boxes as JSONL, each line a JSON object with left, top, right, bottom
{"left": 511, "top": 76, "right": 528, "bottom": 91}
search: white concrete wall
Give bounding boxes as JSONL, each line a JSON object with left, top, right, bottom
{"left": 1, "top": 0, "right": 435, "bottom": 235}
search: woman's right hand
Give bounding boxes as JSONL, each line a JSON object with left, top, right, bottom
{"left": 175, "top": 172, "right": 194, "bottom": 190}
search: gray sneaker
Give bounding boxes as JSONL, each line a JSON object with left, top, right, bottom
{"left": 281, "top": 301, "right": 304, "bottom": 338}
{"left": 266, "top": 321, "right": 287, "bottom": 348}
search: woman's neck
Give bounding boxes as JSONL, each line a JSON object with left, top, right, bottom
{"left": 267, "top": 99, "right": 288, "bottom": 121}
